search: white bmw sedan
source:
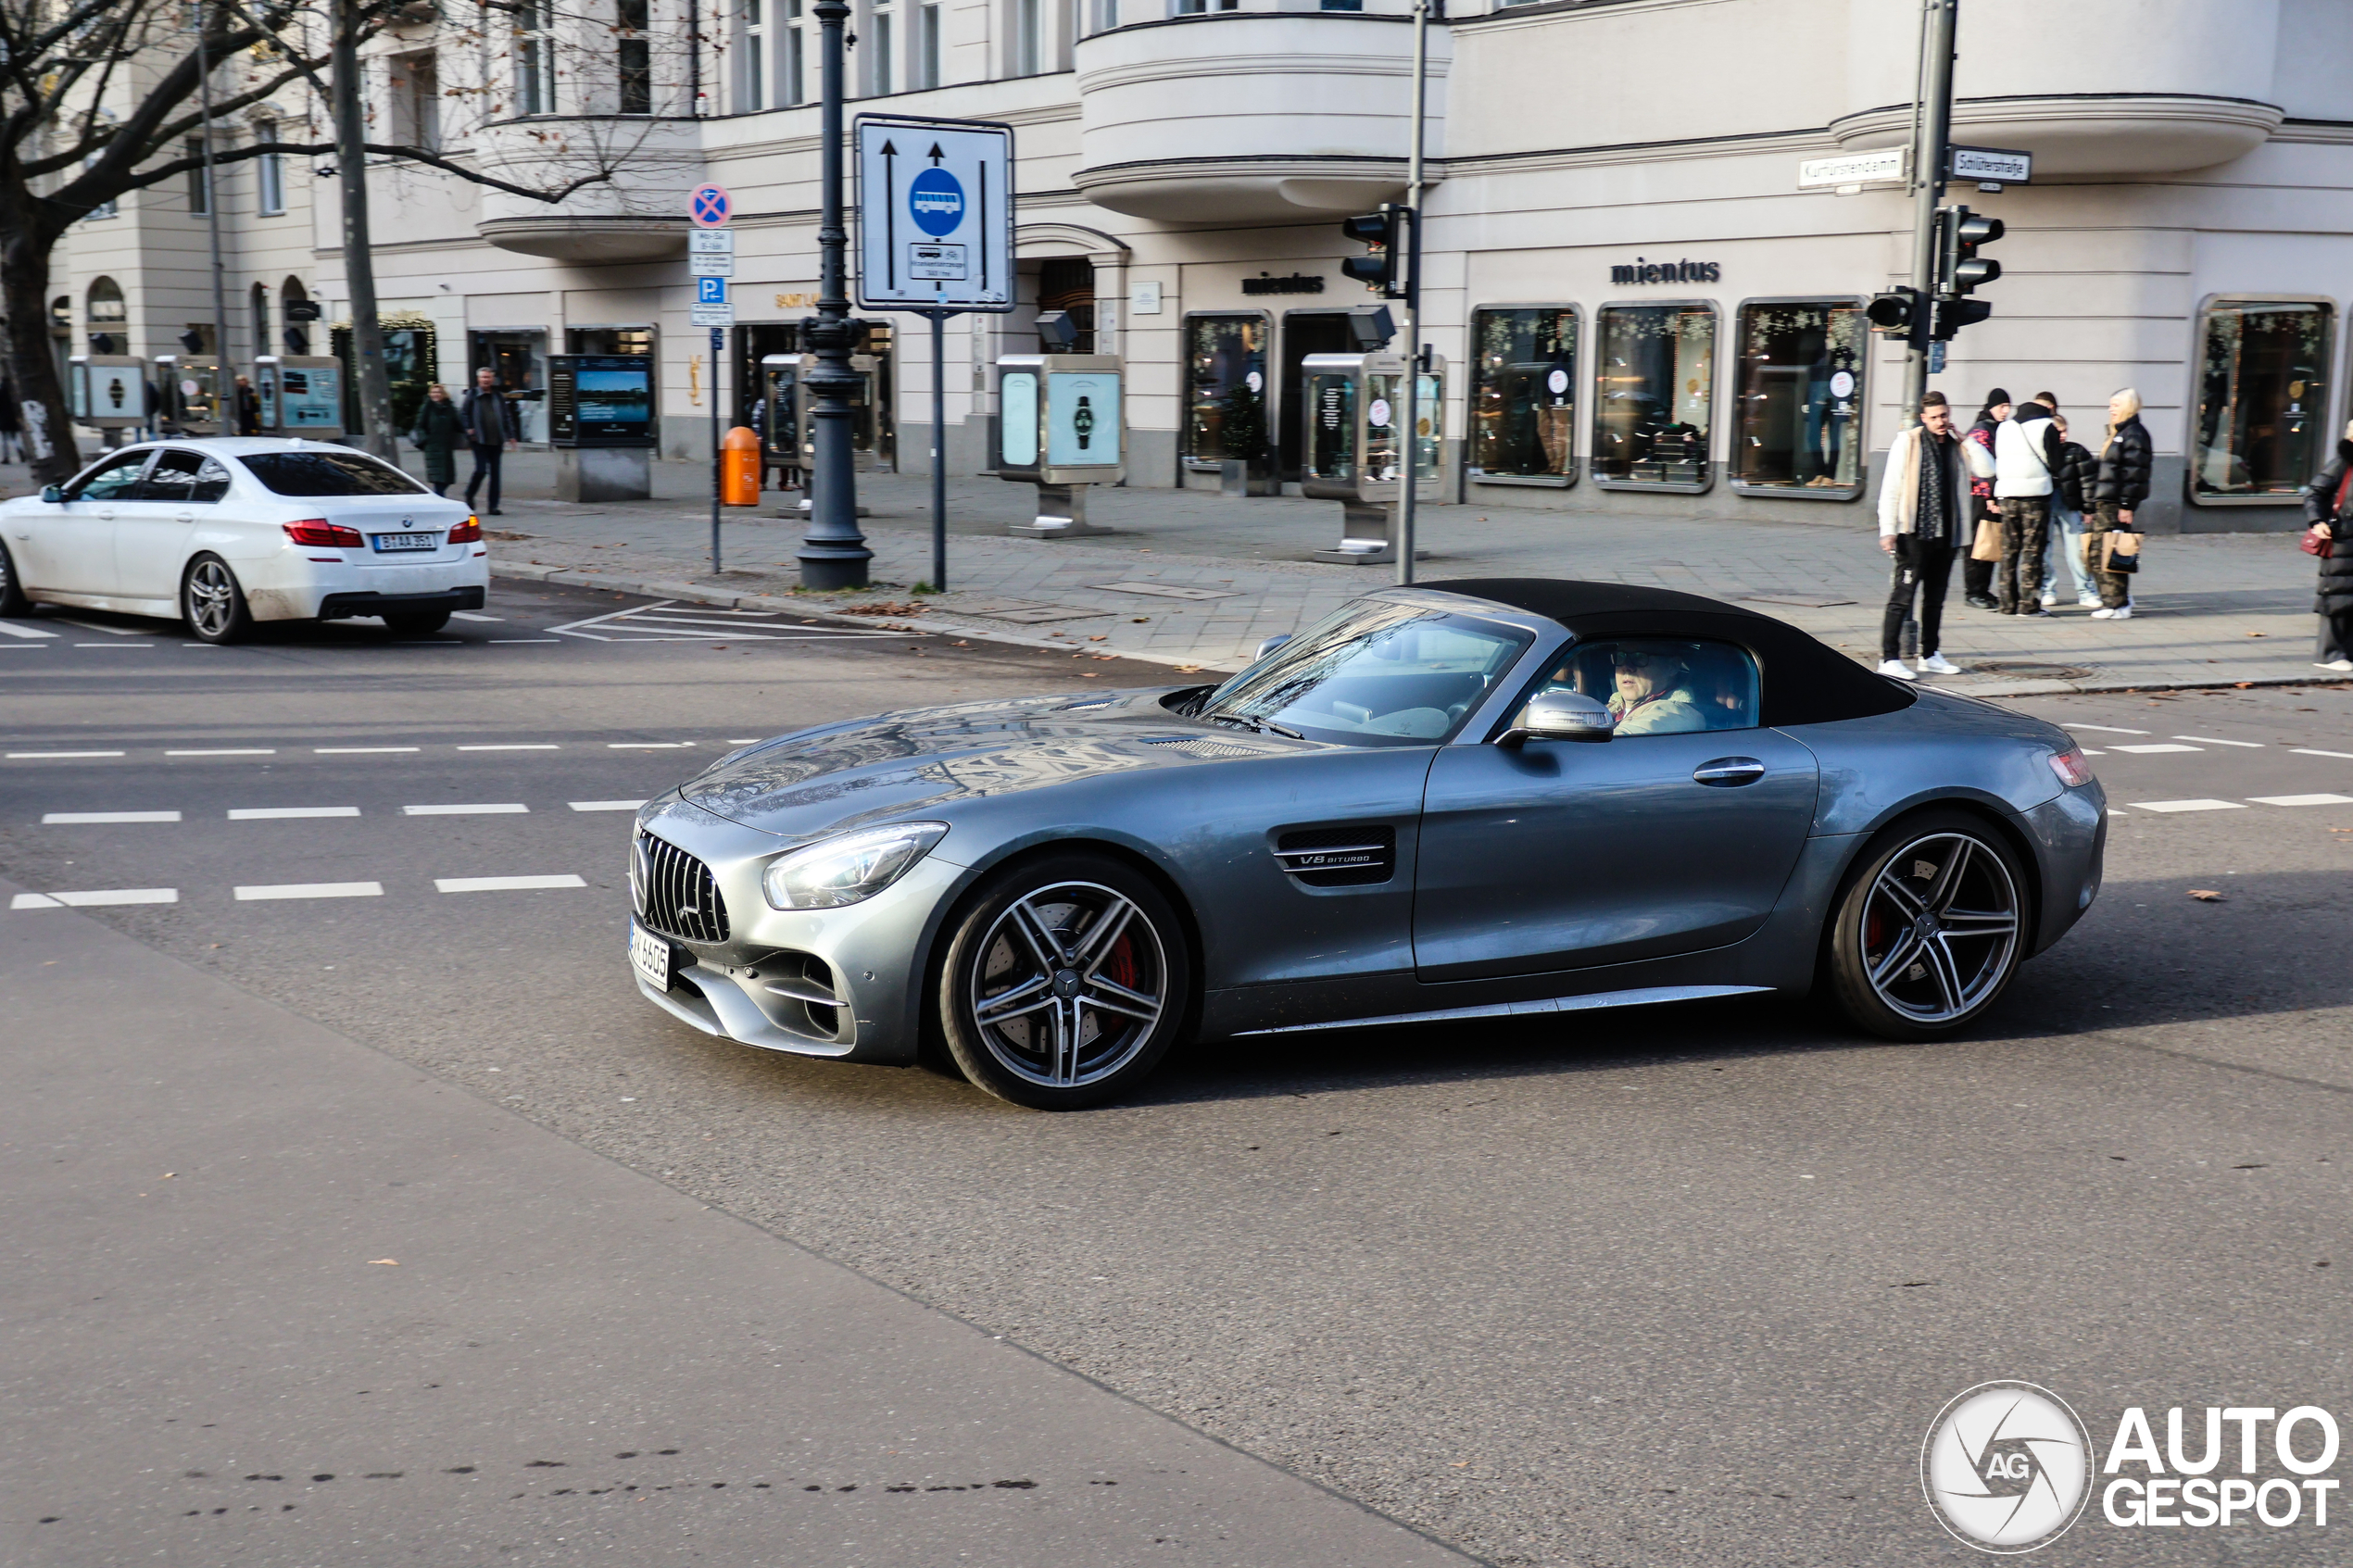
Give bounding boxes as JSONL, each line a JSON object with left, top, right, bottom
{"left": 0, "top": 437, "right": 487, "bottom": 642}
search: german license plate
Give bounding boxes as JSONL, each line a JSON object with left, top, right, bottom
{"left": 630, "top": 920, "right": 677, "bottom": 992}
{"left": 371, "top": 532, "right": 437, "bottom": 552}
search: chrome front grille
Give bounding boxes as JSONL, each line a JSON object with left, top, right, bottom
{"left": 635, "top": 832, "right": 730, "bottom": 944}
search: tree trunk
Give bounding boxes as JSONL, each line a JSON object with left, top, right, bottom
{"left": 334, "top": 0, "right": 396, "bottom": 460}
{"left": 1, "top": 218, "right": 81, "bottom": 486}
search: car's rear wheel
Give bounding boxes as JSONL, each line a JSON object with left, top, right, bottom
{"left": 182, "top": 555, "right": 252, "bottom": 644}
{"left": 1827, "top": 810, "right": 2027, "bottom": 1041}
{"left": 384, "top": 609, "right": 451, "bottom": 636}
{"left": 938, "top": 853, "right": 1190, "bottom": 1110}
{"left": 0, "top": 539, "right": 31, "bottom": 618}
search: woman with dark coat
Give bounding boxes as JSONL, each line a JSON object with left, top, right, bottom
{"left": 2087, "top": 388, "right": 2152, "bottom": 619}
{"left": 2302, "top": 420, "right": 2353, "bottom": 671}
{"left": 408, "top": 383, "right": 465, "bottom": 495}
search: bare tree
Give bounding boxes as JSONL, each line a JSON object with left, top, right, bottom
{"left": 1, "top": 0, "right": 678, "bottom": 483}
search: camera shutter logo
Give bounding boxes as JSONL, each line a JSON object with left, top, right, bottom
{"left": 1921, "top": 1382, "right": 2094, "bottom": 1552}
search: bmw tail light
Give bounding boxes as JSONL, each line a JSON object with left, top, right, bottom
{"left": 283, "top": 519, "right": 362, "bottom": 547}
{"left": 447, "top": 515, "right": 483, "bottom": 544}
{"left": 2047, "top": 747, "right": 2094, "bottom": 787}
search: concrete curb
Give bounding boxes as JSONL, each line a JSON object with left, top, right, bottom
{"left": 495, "top": 567, "right": 2352, "bottom": 699}
{"left": 494, "top": 565, "right": 1241, "bottom": 675}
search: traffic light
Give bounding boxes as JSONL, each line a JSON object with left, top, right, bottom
{"left": 1340, "top": 205, "right": 1412, "bottom": 300}
{"left": 1933, "top": 296, "right": 1993, "bottom": 341}
{"left": 1937, "top": 205, "right": 2003, "bottom": 296}
{"left": 1866, "top": 287, "right": 1927, "bottom": 350}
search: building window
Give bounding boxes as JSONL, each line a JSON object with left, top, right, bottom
{"left": 1468, "top": 307, "right": 1577, "bottom": 484}
{"left": 392, "top": 52, "right": 441, "bottom": 148}
{"left": 1592, "top": 302, "right": 1716, "bottom": 489}
{"left": 1183, "top": 313, "right": 1268, "bottom": 467}
{"left": 2192, "top": 300, "right": 2334, "bottom": 500}
{"left": 1319, "top": 0, "right": 1363, "bottom": 10}
{"left": 1730, "top": 299, "right": 1865, "bottom": 495}
{"left": 785, "top": 0, "right": 806, "bottom": 104}
{"left": 255, "top": 120, "right": 285, "bottom": 214}
{"left": 186, "top": 138, "right": 211, "bottom": 214}
{"left": 86, "top": 277, "right": 126, "bottom": 353}
{"left": 251, "top": 282, "right": 271, "bottom": 362}
{"left": 872, "top": 3, "right": 893, "bottom": 94}
{"left": 282, "top": 276, "right": 314, "bottom": 355}
{"left": 1173, "top": 0, "right": 1239, "bottom": 12}
{"left": 1013, "top": 0, "right": 1039, "bottom": 74}
{"left": 918, "top": 4, "right": 940, "bottom": 85}
{"left": 617, "top": 0, "right": 652, "bottom": 112}
{"left": 744, "top": 0, "right": 765, "bottom": 107}
{"left": 518, "top": 0, "right": 556, "bottom": 115}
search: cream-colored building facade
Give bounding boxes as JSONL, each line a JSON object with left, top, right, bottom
{"left": 44, "top": 0, "right": 2353, "bottom": 532}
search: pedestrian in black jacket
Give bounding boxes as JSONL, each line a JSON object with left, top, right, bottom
{"left": 2042, "top": 412, "right": 2101, "bottom": 608}
{"left": 459, "top": 367, "right": 518, "bottom": 514}
{"left": 2087, "top": 390, "right": 2152, "bottom": 618}
{"left": 2302, "top": 422, "right": 2353, "bottom": 671}
{"left": 1958, "top": 390, "right": 2009, "bottom": 608}
{"left": 409, "top": 383, "right": 466, "bottom": 495}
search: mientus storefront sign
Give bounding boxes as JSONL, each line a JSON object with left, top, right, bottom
{"left": 1610, "top": 256, "right": 1720, "bottom": 285}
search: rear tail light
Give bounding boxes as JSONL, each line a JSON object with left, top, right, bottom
{"left": 283, "top": 519, "right": 362, "bottom": 547}
{"left": 447, "top": 515, "right": 483, "bottom": 544}
{"left": 2047, "top": 747, "right": 2095, "bottom": 787}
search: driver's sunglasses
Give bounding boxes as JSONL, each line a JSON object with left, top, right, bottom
{"left": 1609, "top": 651, "right": 1667, "bottom": 669}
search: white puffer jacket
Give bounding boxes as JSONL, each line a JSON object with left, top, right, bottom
{"left": 1994, "top": 413, "right": 2061, "bottom": 498}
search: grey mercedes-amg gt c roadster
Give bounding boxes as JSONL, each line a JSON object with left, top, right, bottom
{"left": 627, "top": 580, "right": 2107, "bottom": 1109}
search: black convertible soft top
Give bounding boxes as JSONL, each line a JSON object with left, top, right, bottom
{"left": 1422, "top": 577, "right": 1914, "bottom": 728}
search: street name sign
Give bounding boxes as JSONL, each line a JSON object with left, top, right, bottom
{"left": 690, "top": 275, "right": 734, "bottom": 327}
{"left": 1797, "top": 147, "right": 1906, "bottom": 190}
{"left": 1949, "top": 144, "right": 2033, "bottom": 184}
{"left": 689, "top": 228, "right": 736, "bottom": 278}
{"left": 853, "top": 116, "right": 1015, "bottom": 311}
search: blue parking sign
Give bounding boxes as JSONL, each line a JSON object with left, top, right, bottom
{"left": 696, "top": 276, "right": 726, "bottom": 306}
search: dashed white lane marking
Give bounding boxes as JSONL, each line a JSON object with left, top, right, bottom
{"left": 2067, "top": 723, "right": 2151, "bottom": 735}
{"left": 488, "top": 638, "right": 564, "bottom": 645}
{"left": 316, "top": 746, "right": 422, "bottom": 754}
{"left": 75, "top": 643, "right": 155, "bottom": 648}
{"left": 0, "top": 621, "right": 59, "bottom": 639}
{"left": 402, "top": 803, "right": 529, "bottom": 815}
{"left": 6, "top": 750, "right": 125, "bottom": 759}
{"left": 168, "top": 748, "right": 276, "bottom": 756}
{"left": 12, "top": 888, "right": 178, "bottom": 909}
{"left": 458, "top": 744, "right": 560, "bottom": 751}
{"left": 569, "top": 800, "right": 645, "bottom": 811}
{"left": 2173, "top": 735, "right": 2264, "bottom": 747}
{"left": 2127, "top": 799, "right": 2247, "bottom": 813}
{"left": 42, "top": 811, "right": 180, "bottom": 824}
{"left": 434, "top": 874, "right": 585, "bottom": 893}
{"left": 448, "top": 611, "right": 504, "bottom": 621}
{"left": 2080, "top": 748, "right": 2107, "bottom": 756}
{"left": 234, "top": 881, "right": 384, "bottom": 901}
{"left": 2110, "top": 743, "right": 2203, "bottom": 755}
{"left": 2248, "top": 794, "right": 2353, "bottom": 807}
{"left": 228, "top": 806, "right": 360, "bottom": 820}
{"left": 727, "top": 738, "right": 761, "bottom": 745}
{"left": 2294, "top": 748, "right": 2353, "bottom": 760}
{"left": 609, "top": 742, "right": 694, "bottom": 749}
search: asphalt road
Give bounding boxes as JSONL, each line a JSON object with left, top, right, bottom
{"left": 4, "top": 582, "right": 2349, "bottom": 1567}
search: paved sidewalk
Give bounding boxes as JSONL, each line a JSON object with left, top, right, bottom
{"left": 463, "top": 455, "right": 2335, "bottom": 696}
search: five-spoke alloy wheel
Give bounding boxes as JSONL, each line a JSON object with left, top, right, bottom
{"left": 939, "top": 854, "right": 1190, "bottom": 1110}
{"left": 182, "top": 554, "right": 253, "bottom": 644}
{"left": 1828, "top": 811, "right": 2027, "bottom": 1039}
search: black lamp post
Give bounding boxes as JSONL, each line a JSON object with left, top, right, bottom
{"left": 798, "top": 0, "right": 873, "bottom": 590}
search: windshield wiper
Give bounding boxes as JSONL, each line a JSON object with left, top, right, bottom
{"left": 1207, "top": 711, "right": 1302, "bottom": 740}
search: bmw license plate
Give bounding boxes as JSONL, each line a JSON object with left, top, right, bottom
{"left": 371, "top": 532, "right": 437, "bottom": 552}
{"left": 630, "top": 920, "right": 678, "bottom": 992}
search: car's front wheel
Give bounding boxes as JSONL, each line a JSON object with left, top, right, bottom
{"left": 182, "top": 555, "right": 252, "bottom": 644}
{"left": 1826, "top": 810, "right": 2028, "bottom": 1040}
{"left": 938, "top": 853, "right": 1190, "bottom": 1110}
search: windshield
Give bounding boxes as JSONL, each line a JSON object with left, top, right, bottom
{"left": 240, "top": 450, "right": 427, "bottom": 496}
{"left": 1200, "top": 600, "right": 1530, "bottom": 746}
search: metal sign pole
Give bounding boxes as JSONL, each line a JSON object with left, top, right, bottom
{"left": 930, "top": 304, "right": 950, "bottom": 590}
{"left": 1396, "top": 0, "right": 1430, "bottom": 586}
{"left": 1903, "top": 0, "right": 1958, "bottom": 428}
{"left": 710, "top": 326, "right": 724, "bottom": 574}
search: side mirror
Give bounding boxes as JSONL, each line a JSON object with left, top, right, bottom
{"left": 1253, "top": 633, "right": 1292, "bottom": 662}
{"left": 38, "top": 484, "right": 64, "bottom": 504}
{"left": 1500, "top": 690, "right": 1613, "bottom": 747}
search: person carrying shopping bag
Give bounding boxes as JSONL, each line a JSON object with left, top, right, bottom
{"left": 2044, "top": 413, "right": 2101, "bottom": 609}
{"left": 2087, "top": 389, "right": 2152, "bottom": 619}
{"left": 1959, "top": 390, "right": 2009, "bottom": 608}
{"left": 2300, "top": 419, "right": 2353, "bottom": 671}
{"left": 1992, "top": 396, "right": 2062, "bottom": 614}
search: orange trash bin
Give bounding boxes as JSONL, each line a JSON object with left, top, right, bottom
{"left": 722, "top": 425, "right": 761, "bottom": 507}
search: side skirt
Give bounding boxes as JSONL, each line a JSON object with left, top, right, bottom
{"left": 1231, "top": 983, "right": 1775, "bottom": 1037}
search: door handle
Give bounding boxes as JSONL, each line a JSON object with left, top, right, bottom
{"left": 176, "top": 511, "right": 195, "bottom": 522}
{"left": 96, "top": 508, "right": 115, "bottom": 521}
{"left": 1693, "top": 757, "right": 1768, "bottom": 787}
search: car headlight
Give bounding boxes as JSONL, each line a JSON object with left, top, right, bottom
{"left": 761, "top": 822, "right": 948, "bottom": 909}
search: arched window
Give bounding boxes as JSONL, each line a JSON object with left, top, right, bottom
{"left": 87, "top": 277, "right": 126, "bottom": 325}
{"left": 281, "top": 277, "right": 314, "bottom": 354}
{"left": 251, "top": 282, "right": 271, "bottom": 360}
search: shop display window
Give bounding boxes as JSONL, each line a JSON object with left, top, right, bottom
{"left": 1730, "top": 299, "right": 1865, "bottom": 495}
{"left": 1593, "top": 303, "right": 1716, "bottom": 488}
{"left": 2192, "top": 300, "right": 2334, "bottom": 500}
{"left": 1468, "top": 307, "right": 1577, "bottom": 483}
{"left": 1184, "top": 313, "right": 1268, "bottom": 467}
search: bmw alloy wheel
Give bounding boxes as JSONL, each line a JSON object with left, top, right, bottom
{"left": 1852, "top": 828, "right": 2021, "bottom": 1026}
{"left": 182, "top": 556, "right": 250, "bottom": 643}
